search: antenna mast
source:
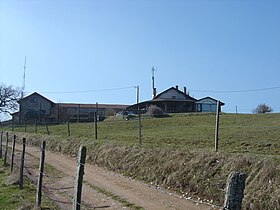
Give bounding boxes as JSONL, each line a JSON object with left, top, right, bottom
{"left": 21, "top": 56, "right": 26, "bottom": 98}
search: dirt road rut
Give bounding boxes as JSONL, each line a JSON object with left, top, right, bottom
{"left": 22, "top": 144, "right": 219, "bottom": 210}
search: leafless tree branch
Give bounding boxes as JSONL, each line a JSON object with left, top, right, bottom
{"left": 252, "top": 103, "right": 273, "bottom": 114}
{"left": 0, "top": 83, "right": 21, "bottom": 115}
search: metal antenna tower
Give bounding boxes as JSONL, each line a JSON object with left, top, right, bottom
{"left": 21, "top": 56, "right": 26, "bottom": 98}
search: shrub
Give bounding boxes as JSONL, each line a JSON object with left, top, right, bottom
{"left": 147, "top": 105, "right": 167, "bottom": 118}
{"left": 252, "top": 103, "right": 273, "bottom": 114}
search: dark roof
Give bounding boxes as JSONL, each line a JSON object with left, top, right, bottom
{"left": 58, "top": 103, "right": 128, "bottom": 109}
{"left": 18, "top": 92, "right": 128, "bottom": 109}
{"left": 196, "top": 96, "right": 225, "bottom": 106}
{"left": 11, "top": 111, "right": 19, "bottom": 116}
{"left": 18, "top": 92, "right": 55, "bottom": 104}
{"left": 127, "top": 86, "right": 198, "bottom": 110}
{"left": 154, "top": 87, "right": 197, "bottom": 101}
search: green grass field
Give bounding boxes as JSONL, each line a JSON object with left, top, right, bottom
{"left": 7, "top": 113, "right": 280, "bottom": 157}
{"left": 2, "top": 113, "right": 280, "bottom": 209}
{"left": 0, "top": 159, "right": 56, "bottom": 210}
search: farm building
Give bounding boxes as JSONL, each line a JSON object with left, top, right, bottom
{"left": 127, "top": 86, "right": 224, "bottom": 113}
{"left": 196, "top": 97, "right": 224, "bottom": 112}
{"left": 12, "top": 92, "right": 128, "bottom": 124}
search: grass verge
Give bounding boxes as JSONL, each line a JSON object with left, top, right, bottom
{"left": 0, "top": 159, "right": 56, "bottom": 210}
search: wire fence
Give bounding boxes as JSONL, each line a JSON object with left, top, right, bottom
{"left": 0, "top": 131, "right": 252, "bottom": 210}
{"left": 0, "top": 133, "right": 93, "bottom": 210}
{"left": 2, "top": 112, "right": 280, "bottom": 156}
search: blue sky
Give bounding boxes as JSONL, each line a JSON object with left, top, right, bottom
{"left": 1, "top": 0, "right": 280, "bottom": 117}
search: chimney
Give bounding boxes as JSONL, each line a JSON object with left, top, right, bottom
{"left": 175, "top": 85, "right": 178, "bottom": 90}
{"left": 152, "top": 66, "right": 156, "bottom": 98}
{"left": 183, "top": 86, "right": 187, "bottom": 94}
{"left": 153, "top": 88, "right": 157, "bottom": 98}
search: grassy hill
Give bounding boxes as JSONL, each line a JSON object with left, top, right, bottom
{"left": 8, "top": 112, "right": 280, "bottom": 157}
{"left": 2, "top": 113, "right": 280, "bottom": 209}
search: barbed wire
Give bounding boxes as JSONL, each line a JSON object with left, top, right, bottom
{"left": 41, "top": 173, "right": 74, "bottom": 203}
{"left": 0, "top": 142, "right": 87, "bottom": 209}
{"left": 1, "top": 127, "right": 279, "bottom": 210}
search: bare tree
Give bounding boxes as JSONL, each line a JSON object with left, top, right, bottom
{"left": 252, "top": 103, "right": 273, "bottom": 114}
{"left": 0, "top": 83, "right": 21, "bottom": 115}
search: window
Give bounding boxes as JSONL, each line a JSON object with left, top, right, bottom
{"left": 172, "top": 96, "right": 176, "bottom": 99}
{"left": 32, "top": 97, "right": 38, "bottom": 103}
{"left": 197, "top": 104, "right": 201, "bottom": 112}
{"left": 171, "top": 106, "right": 176, "bottom": 112}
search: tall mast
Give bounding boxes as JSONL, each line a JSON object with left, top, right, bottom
{"left": 21, "top": 56, "right": 26, "bottom": 98}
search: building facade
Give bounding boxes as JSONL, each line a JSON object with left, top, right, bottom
{"left": 196, "top": 97, "right": 224, "bottom": 112}
{"left": 127, "top": 86, "right": 224, "bottom": 113}
{"left": 12, "top": 92, "right": 128, "bottom": 124}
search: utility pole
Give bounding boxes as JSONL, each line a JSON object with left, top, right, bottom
{"left": 96, "top": 102, "right": 99, "bottom": 121}
{"left": 136, "top": 86, "right": 140, "bottom": 104}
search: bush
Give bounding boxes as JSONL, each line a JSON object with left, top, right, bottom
{"left": 147, "top": 105, "right": 167, "bottom": 118}
{"left": 252, "top": 103, "right": 273, "bottom": 114}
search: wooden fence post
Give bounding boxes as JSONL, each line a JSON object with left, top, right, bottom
{"left": 136, "top": 86, "right": 142, "bottom": 145}
{"left": 24, "top": 120, "right": 27, "bottom": 132}
{"left": 73, "top": 145, "right": 86, "bottom": 210}
{"left": 46, "top": 123, "right": 50, "bottom": 135}
{"left": 223, "top": 171, "right": 246, "bottom": 210}
{"left": 215, "top": 100, "right": 220, "bottom": 152}
{"left": 68, "top": 121, "right": 71, "bottom": 137}
{"left": 19, "top": 137, "right": 26, "bottom": 190}
{"left": 138, "top": 107, "right": 142, "bottom": 145}
{"left": 4, "top": 132, "right": 9, "bottom": 166}
{"left": 10, "top": 135, "right": 16, "bottom": 172}
{"left": 0, "top": 131, "right": 3, "bottom": 158}
{"left": 94, "top": 112, "right": 97, "bottom": 140}
{"left": 35, "top": 119, "right": 37, "bottom": 133}
{"left": 96, "top": 102, "right": 99, "bottom": 121}
{"left": 36, "top": 141, "right": 46, "bottom": 208}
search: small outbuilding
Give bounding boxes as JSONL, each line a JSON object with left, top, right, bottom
{"left": 196, "top": 97, "right": 225, "bottom": 112}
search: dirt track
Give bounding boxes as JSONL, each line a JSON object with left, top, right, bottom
{"left": 19, "top": 143, "right": 220, "bottom": 210}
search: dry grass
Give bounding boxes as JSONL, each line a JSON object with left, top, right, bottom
{"left": 11, "top": 133, "right": 280, "bottom": 210}
{"left": 90, "top": 143, "right": 280, "bottom": 209}
{"left": 3, "top": 172, "right": 19, "bottom": 186}
{"left": 4, "top": 113, "right": 280, "bottom": 209}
